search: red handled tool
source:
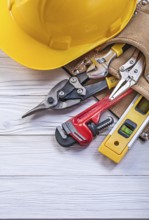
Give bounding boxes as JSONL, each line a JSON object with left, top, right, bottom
{"left": 55, "top": 89, "right": 133, "bottom": 147}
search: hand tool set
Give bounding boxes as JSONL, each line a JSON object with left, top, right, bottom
{"left": 3, "top": 0, "right": 145, "bottom": 164}
{"left": 22, "top": 44, "right": 127, "bottom": 118}
{"left": 55, "top": 49, "right": 146, "bottom": 149}
{"left": 0, "top": 0, "right": 148, "bottom": 165}
{"left": 22, "top": 41, "right": 148, "bottom": 163}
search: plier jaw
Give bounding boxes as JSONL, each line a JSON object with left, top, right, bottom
{"left": 109, "top": 49, "right": 145, "bottom": 100}
{"left": 22, "top": 79, "right": 68, "bottom": 118}
{"left": 22, "top": 101, "right": 49, "bottom": 118}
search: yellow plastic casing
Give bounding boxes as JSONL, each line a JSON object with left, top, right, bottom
{"left": 112, "top": 44, "right": 126, "bottom": 57}
{"left": 99, "top": 95, "right": 149, "bottom": 163}
{"left": 0, "top": 0, "right": 137, "bottom": 70}
{"left": 105, "top": 76, "right": 119, "bottom": 90}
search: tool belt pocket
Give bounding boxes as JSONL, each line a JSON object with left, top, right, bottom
{"left": 102, "top": 1, "right": 149, "bottom": 101}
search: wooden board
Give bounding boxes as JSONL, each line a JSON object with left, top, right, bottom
{"left": 0, "top": 50, "right": 149, "bottom": 219}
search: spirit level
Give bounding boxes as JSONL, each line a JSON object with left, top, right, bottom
{"left": 98, "top": 95, "right": 149, "bottom": 163}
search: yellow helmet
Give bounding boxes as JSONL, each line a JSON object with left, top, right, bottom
{"left": 0, "top": 0, "right": 137, "bottom": 70}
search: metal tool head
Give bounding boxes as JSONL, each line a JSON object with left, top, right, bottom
{"left": 22, "top": 79, "right": 68, "bottom": 118}
{"left": 73, "top": 58, "right": 92, "bottom": 74}
{"left": 55, "top": 126, "right": 77, "bottom": 147}
{"left": 86, "top": 59, "right": 108, "bottom": 79}
{"left": 119, "top": 48, "right": 140, "bottom": 72}
{"left": 109, "top": 52, "right": 145, "bottom": 100}
{"left": 56, "top": 117, "right": 114, "bottom": 147}
{"left": 86, "top": 49, "right": 117, "bottom": 79}
{"left": 140, "top": 131, "right": 149, "bottom": 141}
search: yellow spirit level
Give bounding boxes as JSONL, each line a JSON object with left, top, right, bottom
{"left": 98, "top": 95, "right": 149, "bottom": 163}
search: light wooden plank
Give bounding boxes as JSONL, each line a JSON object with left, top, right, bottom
{"left": 0, "top": 94, "right": 104, "bottom": 135}
{"left": 0, "top": 32, "right": 149, "bottom": 219}
{"left": 0, "top": 92, "right": 114, "bottom": 136}
{"left": 0, "top": 176, "right": 149, "bottom": 219}
{"left": 0, "top": 50, "right": 8, "bottom": 58}
{"left": 0, "top": 58, "right": 69, "bottom": 96}
{"left": 0, "top": 136, "right": 148, "bottom": 176}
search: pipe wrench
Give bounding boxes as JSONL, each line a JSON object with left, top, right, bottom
{"left": 55, "top": 89, "right": 133, "bottom": 147}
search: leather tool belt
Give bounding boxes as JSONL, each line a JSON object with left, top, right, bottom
{"left": 65, "top": 0, "right": 149, "bottom": 140}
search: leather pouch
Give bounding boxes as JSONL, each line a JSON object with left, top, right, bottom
{"left": 102, "top": 1, "right": 149, "bottom": 101}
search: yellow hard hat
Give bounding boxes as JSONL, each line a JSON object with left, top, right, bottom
{"left": 0, "top": 0, "right": 137, "bottom": 70}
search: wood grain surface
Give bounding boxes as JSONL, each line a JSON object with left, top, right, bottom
{"left": 0, "top": 50, "right": 149, "bottom": 219}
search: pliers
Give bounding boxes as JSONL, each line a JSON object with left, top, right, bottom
{"left": 22, "top": 44, "right": 129, "bottom": 118}
{"left": 22, "top": 73, "right": 118, "bottom": 118}
{"left": 109, "top": 49, "right": 145, "bottom": 100}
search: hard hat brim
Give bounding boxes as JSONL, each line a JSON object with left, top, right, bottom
{"left": 0, "top": 0, "right": 137, "bottom": 70}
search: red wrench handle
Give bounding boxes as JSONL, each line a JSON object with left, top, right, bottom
{"left": 69, "top": 89, "right": 133, "bottom": 145}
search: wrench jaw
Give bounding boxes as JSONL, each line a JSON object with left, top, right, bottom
{"left": 55, "top": 126, "right": 76, "bottom": 148}
{"left": 55, "top": 120, "right": 93, "bottom": 147}
{"left": 55, "top": 117, "right": 114, "bottom": 148}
